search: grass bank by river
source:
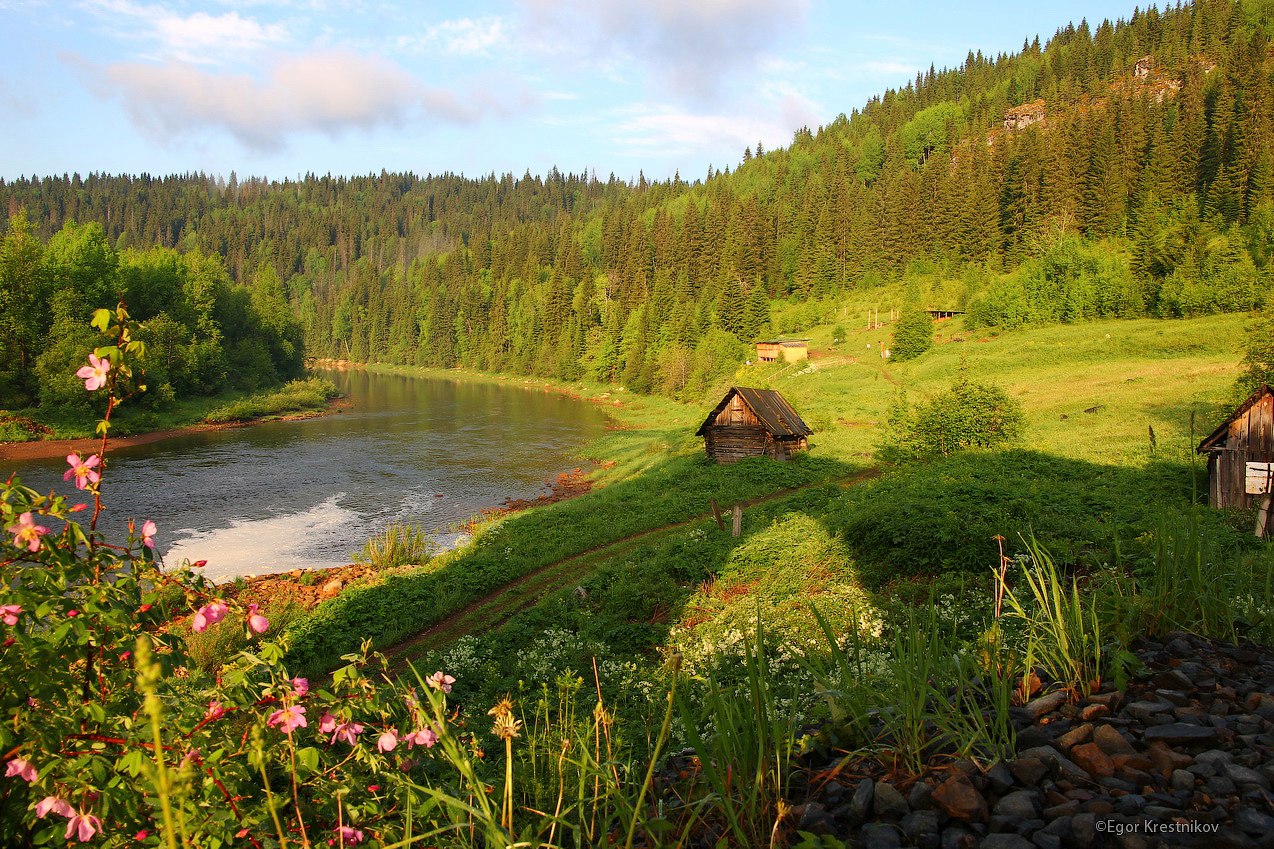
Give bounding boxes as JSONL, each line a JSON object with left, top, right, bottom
{"left": 0, "top": 376, "right": 341, "bottom": 460}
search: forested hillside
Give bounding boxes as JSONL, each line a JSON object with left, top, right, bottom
{"left": 3, "top": 0, "right": 1272, "bottom": 400}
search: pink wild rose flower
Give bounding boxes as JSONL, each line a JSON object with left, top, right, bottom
{"left": 318, "top": 711, "right": 338, "bottom": 734}
{"left": 291, "top": 677, "right": 309, "bottom": 697}
{"left": 141, "top": 520, "right": 157, "bottom": 549}
{"left": 267, "top": 705, "right": 307, "bottom": 734}
{"left": 35, "top": 796, "right": 74, "bottom": 819}
{"left": 76, "top": 353, "right": 111, "bottom": 391}
{"left": 376, "top": 729, "right": 398, "bottom": 753}
{"left": 7, "top": 513, "right": 49, "bottom": 552}
{"left": 65, "top": 812, "right": 102, "bottom": 842}
{"left": 247, "top": 603, "right": 269, "bottom": 634}
{"left": 63, "top": 453, "right": 102, "bottom": 490}
{"left": 333, "top": 825, "right": 365, "bottom": 845}
{"left": 331, "top": 721, "right": 363, "bottom": 745}
{"left": 0, "top": 604, "right": 20, "bottom": 626}
{"left": 5, "top": 758, "right": 36, "bottom": 783}
{"left": 405, "top": 727, "right": 438, "bottom": 749}
{"left": 427, "top": 671, "right": 455, "bottom": 693}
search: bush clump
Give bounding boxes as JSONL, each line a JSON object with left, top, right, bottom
{"left": 882, "top": 374, "right": 1025, "bottom": 461}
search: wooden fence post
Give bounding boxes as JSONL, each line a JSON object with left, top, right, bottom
{"left": 709, "top": 499, "right": 725, "bottom": 533}
{"left": 732, "top": 504, "right": 742, "bottom": 538}
{"left": 1257, "top": 495, "right": 1272, "bottom": 540}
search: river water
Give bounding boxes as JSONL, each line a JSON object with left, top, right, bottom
{"left": 2, "top": 370, "right": 609, "bottom": 581}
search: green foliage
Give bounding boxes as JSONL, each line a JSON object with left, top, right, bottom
{"left": 1235, "top": 307, "right": 1274, "bottom": 398}
{"left": 898, "top": 102, "right": 963, "bottom": 169}
{"left": 829, "top": 450, "right": 1251, "bottom": 584}
{"left": 283, "top": 453, "right": 848, "bottom": 674}
{"left": 357, "top": 522, "right": 437, "bottom": 570}
{"left": 202, "top": 377, "right": 337, "bottom": 423}
{"left": 884, "top": 374, "right": 1025, "bottom": 460}
{"left": 890, "top": 308, "right": 933, "bottom": 360}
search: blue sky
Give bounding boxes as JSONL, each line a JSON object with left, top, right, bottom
{"left": 1, "top": 0, "right": 1147, "bottom": 182}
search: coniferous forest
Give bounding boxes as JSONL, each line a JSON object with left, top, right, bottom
{"left": 2, "top": 0, "right": 1273, "bottom": 406}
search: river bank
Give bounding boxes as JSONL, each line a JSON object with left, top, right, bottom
{"left": 0, "top": 378, "right": 344, "bottom": 462}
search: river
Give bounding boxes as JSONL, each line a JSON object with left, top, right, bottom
{"left": 2, "top": 370, "right": 610, "bottom": 581}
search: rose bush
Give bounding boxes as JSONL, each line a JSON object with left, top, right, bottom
{"left": 1, "top": 305, "right": 484, "bottom": 847}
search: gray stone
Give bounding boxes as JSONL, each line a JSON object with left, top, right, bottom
{"left": 1171, "top": 769, "right": 1196, "bottom": 791}
{"left": 848, "top": 778, "right": 874, "bottom": 826}
{"left": 1069, "top": 812, "right": 1098, "bottom": 848}
{"left": 1023, "top": 692, "right": 1068, "bottom": 719}
{"left": 1126, "top": 700, "right": 1175, "bottom": 723}
{"left": 940, "top": 826, "right": 974, "bottom": 849}
{"left": 1141, "top": 723, "right": 1220, "bottom": 744}
{"left": 1223, "top": 762, "right": 1271, "bottom": 790}
{"left": 1010, "top": 756, "right": 1051, "bottom": 785}
{"left": 986, "top": 761, "right": 1016, "bottom": 794}
{"left": 994, "top": 790, "right": 1041, "bottom": 820}
{"left": 1236, "top": 809, "right": 1274, "bottom": 836}
{"left": 901, "top": 810, "right": 941, "bottom": 841}
{"left": 1031, "top": 834, "right": 1062, "bottom": 849}
{"left": 859, "top": 822, "right": 902, "bottom": 849}
{"left": 1195, "top": 749, "right": 1234, "bottom": 767}
{"left": 874, "top": 781, "right": 909, "bottom": 819}
{"left": 795, "top": 801, "right": 829, "bottom": 832}
{"left": 1205, "top": 775, "right": 1237, "bottom": 795}
{"left": 1018, "top": 746, "right": 1090, "bottom": 784}
{"left": 905, "top": 781, "right": 931, "bottom": 812}
{"left": 982, "top": 835, "right": 1035, "bottom": 849}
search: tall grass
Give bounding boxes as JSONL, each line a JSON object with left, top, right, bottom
{"left": 1000, "top": 538, "right": 1104, "bottom": 698}
{"left": 1099, "top": 510, "right": 1274, "bottom": 645}
{"left": 358, "top": 522, "right": 437, "bottom": 570}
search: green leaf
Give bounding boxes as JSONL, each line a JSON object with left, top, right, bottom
{"left": 296, "top": 746, "right": 320, "bottom": 774}
{"left": 91, "top": 309, "right": 113, "bottom": 332}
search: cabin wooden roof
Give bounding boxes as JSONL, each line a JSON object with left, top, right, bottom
{"left": 756, "top": 339, "right": 809, "bottom": 347}
{"left": 695, "top": 387, "right": 813, "bottom": 438}
{"left": 1197, "top": 384, "right": 1274, "bottom": 452}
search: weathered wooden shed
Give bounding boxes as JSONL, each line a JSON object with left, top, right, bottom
{"left": 1197, "top": 384, "right": 1274, "bottom": 510}
{"left": 755, "top": 340, "right": 809, "bottom": 363}
{"left": 696, "top": 387, "right": 812, "bottom": 463}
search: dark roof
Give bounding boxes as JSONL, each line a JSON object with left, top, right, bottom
{"left": 1197, "top": 384, "right": 1273, "bottom": 453}
{"left": 756, "top": 339, "right": 809, "bottom": 346}
{"left": 695, "top": 386, "right": 813, "bottom": 438}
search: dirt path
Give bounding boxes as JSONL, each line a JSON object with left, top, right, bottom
{"left": 383, "top": 467, "right": 881, "bottom": 671}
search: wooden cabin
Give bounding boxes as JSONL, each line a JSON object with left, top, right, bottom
{"left": 924, "top": 309, "right": 965, "bottom": 321}
{"left": 696, "top": 387, "right": 812, "bottom": 463}
{"left": 755, "top": 340, "right": 809, "bottom": 363}
{"left": 1197, "top": 384, "right": 1274, "bottom": 510}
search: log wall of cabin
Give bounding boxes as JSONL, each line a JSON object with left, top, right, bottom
{"left": 1209, "top": 394, "right": 1274, "bottom": 509}
{"left": 704, "top": 425, "right": 807, "bottom": 463}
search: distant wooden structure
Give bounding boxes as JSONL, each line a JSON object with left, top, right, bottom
{"left": 696, "top": 387, "right": 812, "bottom": 464}
{"left": 924, "top": 309, "right": 965, "bottom": 321}
{"left": 1197, "top": 385, "right": 1274, "bottom": 512}
{"left": 755, "top": 340, "right": 809, "bottom": 363}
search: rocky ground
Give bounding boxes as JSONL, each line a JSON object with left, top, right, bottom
{"left": 665, "top": 632, "right": 1274, "bottom": 848}
{"left": 783, "top": 632, "right": 1274, "bottom": 848}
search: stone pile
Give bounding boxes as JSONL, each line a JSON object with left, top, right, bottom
{"left": 788, "top": 632, "right": 1274, "bottom": 849}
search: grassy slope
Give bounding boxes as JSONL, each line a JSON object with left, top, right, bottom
{"left": 281, "top": 310, "right": 1257, "bottom": 681}
{"left": 747, "top": 311, "right": 1247, "bottom": 466}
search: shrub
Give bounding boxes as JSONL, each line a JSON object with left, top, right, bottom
{"left": 884, "top": 374, "right": 1024, "bottom": 460}
{"left": 891, "top": 308, "right": 933, "bottom": 360}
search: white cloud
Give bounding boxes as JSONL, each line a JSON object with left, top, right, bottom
{"left": 609, "top": 104, "right": 786, "bottom": 157}
{"left": 82, "top": 0, "right": 288, "bottom": 64}
{"left": 399, "top": 16, "right": 507, "bottom": 58}
{"left": 518, "top": 0, "right": 810, "bottom": 103}
{"left": 83, "top": 50, "right": 487, "bottom": 152}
